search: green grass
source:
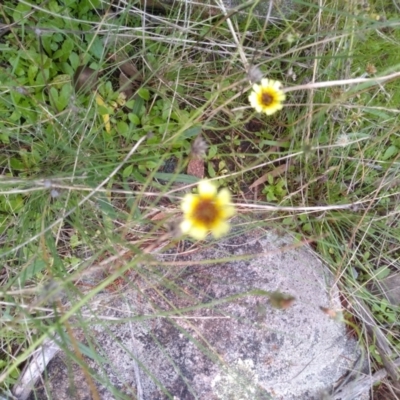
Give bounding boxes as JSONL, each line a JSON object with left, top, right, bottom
{"left": 0, "top": 0, "right": 400, "bottom": 397}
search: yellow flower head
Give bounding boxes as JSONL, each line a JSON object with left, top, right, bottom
{"left": 180, "top": 180, "right": 235, "bottom": 240}
{"left": 248, "top": 78, "right": 286, "bottom": 115}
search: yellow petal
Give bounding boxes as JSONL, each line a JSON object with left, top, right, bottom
{"left": 117, "top": 92, "right": 126, "bottom": 106}
{"left": 248, "top": 92, "right": 261, "bottom": 110}
{"left": 95, "top": 93, "right": 111, "bottom": 133}
{"left": 211, "top": 221, "right": 230, "bottom": 238}
{"left": 221, "top": 205, "right": 235, "bottom": 219}
{"left": 271, "top": 80, "right": 282, "bottom": 90}
{"left": 180, "top": 220, "right": 192, "bottom": 234}
{"left": 248, "top": 92, "right": 256, "bottom": 104}
{"left": 188, "top": 225, "right": 208, "bottom": 240}
{"left": 216, "top": 189, "right": 235, "bottom": 218}
{"left": 264, "top": 107, "right": 276, "bottom": 116}
{"left": 181, "top": 194, "right": 197, "bottom": 213}
{"left": 95, "top": 93, "right": 105, "bottom": 106}
{"left": 102, "top": 114, "right": 111, "bottom": 133}
{"left": 198, "top": 180, "right": 217, "bottom": 197}
{"left": 252, "top": 83, "right": 262, "bottom": 94}
{"left": 217, "top": 188, "right": 231, "bottom": 203}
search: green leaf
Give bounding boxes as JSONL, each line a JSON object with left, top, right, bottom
{"left": 128, "top": 113, "right": 140, "bottom": 125}
{"left": 35, "top": 68, "right": 50, "bottom": 86}
{"left": 182, "top": 125, "right": 202, "bottom": 139}
{"left": 208, "top": 145, "right": 217, "bottom": 158}
{"left": 0, "top": 216, "right": 10, "bottom": 234}
{"left": 208, "top": 163, "right": 216, "bottom": 177}
{"left": 69, "top": 52, "right": 80, "bottom": 70}
{"left": 61, "top": 62, "right": 74, "bottom": 76}
{"left": 49, "top": 0, "right": 61, "bottom": 13}
{"left": 302, "top": 222, "right": 312, "bottom": 233}
{"left": 267, "top": 192, "right": 276, "bottom": 201}
{"left": 49, "top": 87, "right": 59, "bottom": 110}
{"left": 131, "top": 96, "right": 144, "bottom": 116}
{"left": 1, "top": 194, "right": 24, "bottom": 213}
{"left": 375, "top": 266, "right": 391, "bottom": 280}
{"left": 260, "top": 139, "right": 290, "bottom": 148}
{"left": 61, "top": 38, "right": 74, "bottom": 61}
{"left": 145, "top": 161, "right": 159, "bottom": 169}
{"left": 28, "top": 64, "right": 39, "bottom": 85}
{"left": 88, "top": 37, "right": 104, "bottom": 59}
{"left": 153, "top": 173, "right": 199, "bottom": 183}
{"left": 364, "top": 108, "right": 391, "bottom": 119}
{"left": 0, "top": 132, "right": 10, "bottom": 144}
{"left": 97, "top": 104, "right": 110, "bottom": 115}
{"left": 162, "top": 99, "right": 172, "bottom": 120}
{"left": 382, "top": 145, "right": 398, "bottom": 161}
{"left": 123, "top": 164, "right": 133, "bottom": 178}
{"left": 131, "top": 169, "right": 145, "bottom": 183}
{"left": 97, "top": 195, "right": 116, "bottom": 220}
{"left": 10, "top": 157, "right": 25, "bottom": 170}
{"left": 138, "top": 88, "right": 150, "bottom": 101}
{"left": 20, "top": 259, "right": 47, "bottom": 286}
{"left": 51, "top": 74, "right": 70, "bottom": 89}
{"left": 70, "top": 234, "right": 80, "bottom": 248}
{"left": 12, "top": 2, "right": 32, "bottom": 21}
{"left": 57, "top": 84, "right": 72, "bottom": 111}
{"left": 117, "top": 121, "right": 129, "bottom": 135}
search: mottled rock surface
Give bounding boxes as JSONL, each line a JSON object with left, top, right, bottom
{"left": 373, "top": 273, "right": 400, "bottom": 306}
{"left": 227, "top": 0, "right": 296, "bottom": 19}
{"left": 27, "top": 226, "right": 365, "bottom": 400}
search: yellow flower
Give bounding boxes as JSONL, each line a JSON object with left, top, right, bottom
{"left": 95, "top": 93, "right": 111, "bottom": 133}
{"left": 95, "top": 92, "right": 126, "bottom": 133}
{"left": 180, "top": 180, "right": 235, "bottom": 240}
{"left": 248, "top": 78, "right": 286, "bottom": 115}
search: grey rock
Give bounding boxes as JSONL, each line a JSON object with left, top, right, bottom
{"left": 146, "top": 0, "right": 296, "bottom": 20}
{"left": 373, "top": 273, "right": 400, "bottom": 306}
{"left": 227, "top": 0, "right": 296, "bottom": 19}
{"left": 27, "top": 226, "right": 366, "bottom": 400}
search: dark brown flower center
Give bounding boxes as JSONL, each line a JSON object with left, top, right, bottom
{"left": 261, "top": 92, "right": 273, "bottom": 106}
{"left": 193, "top": 199, "right": 218, "bottom": 225}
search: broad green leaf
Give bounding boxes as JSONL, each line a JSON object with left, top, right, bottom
{"left": 97, "top": 194, "right": 116, "bottom": 220}
{"left": 12, "top": 2, "right": 32, "bottom": 21}
{"left": 88, "top": 37, "right": 104, "bottom": 59}
{"left": 9, "top": 157, "right": 25, "bottom": 170}
{"left": 49, "top": 87, "right": 60, "bottom": 111}
{"left": 162, "top": 99, "right": 172, "bottom": 120}
{"left": 123, "top": 164, "right": 133, "bottom": 178}
{"left": 131, "top": 96, "right": 144, "bottom": 116}
{"left": 51, "top": 74, "right": 70, "bottom": 89}
{"left": 208, "top": 163, "right": 216, "bottom": 177}
{"left": 375, "top": 266, "right": 391, "bottom": 280}
{"left": 58, "top": 84, "right": 72, "bottom": 111}
{"left": 69, "top": 52, "right": 80, "bottom": 70}
{"left": 28, "top": 64, "right": 38, "bottom": 85}
{"left": 117, "top": 121, "right": 129, "bottom": 135}
{"left": 20, "top": 259, "right": 47, "bottom": 286}
{"left": 182, "top": 126, "right": 202, "bottom": 138}
{"left": 138, "top": 88, "right": 150, "bottom": 101}
{"left": 128, "top": 113, "right": 140, "bottom": 125}
{"left": 1, "top": 194, "right": 24, "bottom": 213}
{"left": 382, "top": 145, "right": 398, "bottom": 161}
{"left": 153, "top": 173, "right": 199, "bottom": 183}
